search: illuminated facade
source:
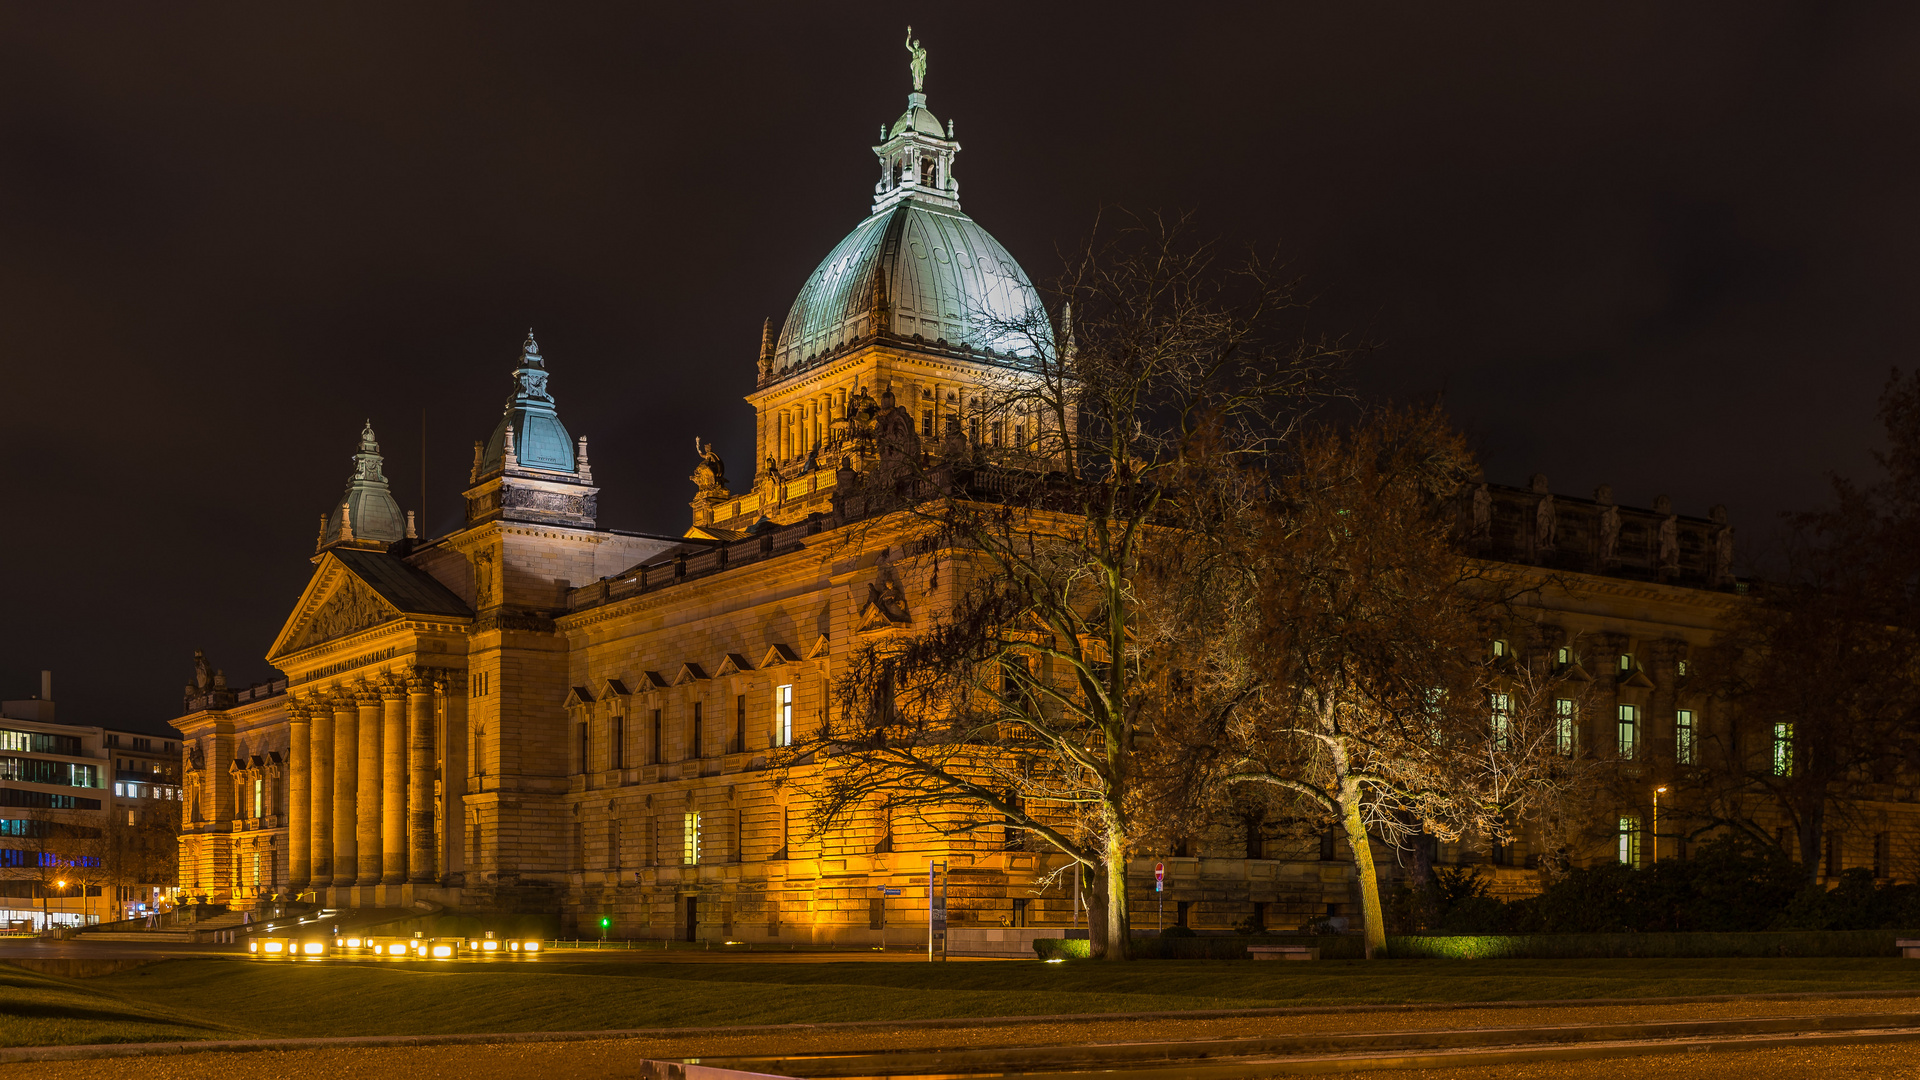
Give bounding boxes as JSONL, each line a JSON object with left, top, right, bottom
{"left": 170, "top": 56, "right": 1898, "bottom": 944}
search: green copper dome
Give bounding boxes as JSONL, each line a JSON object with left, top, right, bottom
{"left": 479, "top": 332, "right": 576, "bottom": 476}
{"left": 769, "top": 90, "right": 1053, "bottom": 376}
{"left": 320, "top": 422, "right": 406, "bottom": 548}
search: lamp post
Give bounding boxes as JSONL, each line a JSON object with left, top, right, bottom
{"left": 1651, "top": 786, "right": 1668, "bottom": 865}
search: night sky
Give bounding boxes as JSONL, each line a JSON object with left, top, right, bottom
{"left": 3, "top": 4, "right": 1913, "bottom": 729}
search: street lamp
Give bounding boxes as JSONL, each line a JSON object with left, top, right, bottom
{"left": 1651, "top": 787, "right": 1668, "bottom": 865}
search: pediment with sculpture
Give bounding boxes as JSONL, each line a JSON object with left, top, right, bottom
{"left": 273, "top": 568, "right": 401, "bottom": 659}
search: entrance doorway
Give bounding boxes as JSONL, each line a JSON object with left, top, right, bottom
{"left": 685, "top": 897, "right": 699, "bottom": 942}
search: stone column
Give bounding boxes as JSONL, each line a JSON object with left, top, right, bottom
{"left": 407, "top": 673, "right": 436, "bottom": 883}
{"left": 381, "top": 678, "right": 408, "bottom": 885}
{"left": 331, "top": 695, "right": 358, "bottom": 887}
{"left": 356, "top": 685, "right": 384, "bottom": 887}
{"left": 310, "top": 703, "right": 334, "bottom": 886}
{"left": 287, "top": 702, "right": 311, "bottom": 890}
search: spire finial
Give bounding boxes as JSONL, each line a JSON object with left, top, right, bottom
{"left": 759, "top": 316, "right": 776, "bottom": 377}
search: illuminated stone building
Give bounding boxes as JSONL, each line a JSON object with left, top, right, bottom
{"left": 171, "top": 54, "right": 1888, "bottom": 944}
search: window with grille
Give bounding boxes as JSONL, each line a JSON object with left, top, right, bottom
{"left": 1773, "top": 722, "right": 1793, "bottom": 776}
{"left": 683, "top": 812, "right": 702, "bottom": 865}
{"left": 1618, "top": 815, "right": 1641, "bottom": 867}
{"left": 1675, "top": 709, "right": 1694, "bottom": 765}
{"left": 1555, "top": 698, "right": 1577, "bottom": 756}
{"left": 1617, "top": 704, "right": 1638, "bottom": 760}
{"left": 775, "top": 685, "right": 793, "bottom": 747}
{"left": 1490, "top": 693, "right": 1511, "bottom": 750}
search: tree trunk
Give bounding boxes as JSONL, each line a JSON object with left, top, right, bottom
{"left": 1338, "top": 778, "right": 1387, "bottom": 959}
{"left": 1798, "top": 799, "right": 1826, "bottom": 889}
{"left": 1086, "top": 861, "right": 1110, "bottom": 958}
{"left": 1103, "top": 828, "right": 1132, "bottom": 960}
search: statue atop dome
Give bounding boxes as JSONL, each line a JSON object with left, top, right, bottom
{"left": 905, "top": 27, "right": 926, "bottom": 92}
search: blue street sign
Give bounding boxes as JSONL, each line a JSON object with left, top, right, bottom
{"left": 882, "top": 888, "right": 902, "bottom": 895}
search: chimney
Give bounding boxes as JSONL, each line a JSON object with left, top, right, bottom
{"left": 40, "top": 670, "right": 51, "bottom": 702}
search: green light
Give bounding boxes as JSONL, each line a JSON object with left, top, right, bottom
{"left": 600, "top": 918, "right": 611, "bottom": 928}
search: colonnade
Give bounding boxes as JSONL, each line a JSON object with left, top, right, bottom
{"left": 284, "top": 671, "right": 441, "bottom": 890}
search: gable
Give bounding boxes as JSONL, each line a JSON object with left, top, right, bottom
{"left": 269, "top": 549, "right": 473, "bottom": 662}
{"left": 274, "top": 570, "right": 401, "bottom": 659}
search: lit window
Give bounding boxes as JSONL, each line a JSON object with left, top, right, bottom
{"left": 1554, "top": 698, "right": 1577, "bottom": 756}
{"left": 1676, "top": 659, "right": 1691, "bottom": 678}
{"left": 1773, "top": 722, "right": 1793, "bottom": 776}
{"left": 1618, "top": 815, "right": 1641, "bottom": 867}
{"left": 1618, "top": 654, "right": 1633, "bottom": 673}
{"left": 1556, "top": 646, "right": 1570, "bottom": 665}
{"left": 1491, "top": 640, "right": 1508, "bottom": 659}
{"left": 683, "top": 812, "right": 702, "bottom": 865}
{"left": 1489, "top": 693, "right": 1511, "bottom": 750}
{"left": 1617, "top": 704, "right": 1638, "bottom": 760}
{"left": 253, "top": 777, "right": 263, "bottom": 818}
{"left": 775, "top": 685, "right": 794, "bottom": 748}
{"left": 1675, "top": 709, "right": 1694, "bottom": 765}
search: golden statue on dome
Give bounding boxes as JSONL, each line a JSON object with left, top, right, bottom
{"left": 905, "top": 27, "right": 927, "bottom": 92}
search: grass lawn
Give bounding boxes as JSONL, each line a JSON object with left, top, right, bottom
{"left": 4, "top": 955, "right": 1920, "bottom": 1048}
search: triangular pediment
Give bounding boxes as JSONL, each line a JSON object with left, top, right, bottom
{"left": 563, "top": 686, "right": 595, "bottom": 709}
{"left": 598, "top": 678, "right": 631, "bottom": 701}
{"left": 270, "top": 556, "right": 402, "bottom": 661}
{"left": 762, "top": 643, "right": 800, "bottom": 668}
{"left": 641, "top": 671, "right": 670, "bottom": 690}
{"left": 1623, "top": 667, "right": 1657, "bottom": 690}
{"left": 716, "top": 653, "right": 753, "bottom": 677}
{"left": 673, "top": 662, "right": 710, "bottom": 686}
{"left": 806, "top": 634, "right": 831, "bottom": 660}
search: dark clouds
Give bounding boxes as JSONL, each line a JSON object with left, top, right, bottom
{"left": 1, "top": 3, "right": 1913, "bottom": 726}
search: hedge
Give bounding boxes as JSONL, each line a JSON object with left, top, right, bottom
{"left": 1384, "top": 929, "right": 1920, "bottom": 959}
{"left": 1034, "top": 935, "right": 1364, "bottom": 960}
{"left": 1033, "top": 929, "right": 1920, "bottom": 960}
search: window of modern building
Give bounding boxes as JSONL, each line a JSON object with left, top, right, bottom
{"left": 775, "top": 684, "right": 793, "bottom": 747}
{"left": 1773, "top": 722, "right": 1793, "bottom": 776}
{"left": 1617, "top": 705, "right": 1638, "bottom": 760}
{"left": 133, "top": 737, "right": 151, "bottom": 752}
{"left": 1675, "top": 709, "right": 1695, "bottom": 765}
{"left": 1490, "top": 693, "right": 1511, "bottom": 750}
{"left": 1555, "top": 699, "right": 1577, "bottom": 756}
{"left": 683, "top": 811, "right": 702, "bottom": 865}
{"left": 1618, "top": 815, "right": 1641, "bottom": 868}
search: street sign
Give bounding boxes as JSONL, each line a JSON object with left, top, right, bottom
{"left": 1154, "top": 862, "right": 1164, "bottom": 893}
{"left": 882, "top": 888, "right": 901, "bottom": 896}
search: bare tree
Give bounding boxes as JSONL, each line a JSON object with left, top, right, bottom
{"left": 1693, "top": 370, "right": 1920, "bottom": 885}
{"left": 787, "top": 212, "right": 1349, "bottom": 959}
{"left": 1226, "top": 405, "right": 1589, "bottom": 957}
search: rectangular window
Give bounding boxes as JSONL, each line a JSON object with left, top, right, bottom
{"left": 734, "top": 695, "right": 746, "bottom": 755}
{"left": 652, "top": 709, "right": 662, "bottom": 765}
{"left": 1618, "top": 815, "right": 1641, "bottom": 868}
{"left": 1618, "top": 653, "right": 1633, "bottom": 673}
{"left": 1489, "top": 693, "right": 1511, "bottom": 751}
{"left": 1556, "top": 646, "right": 1571, "bottom": 665}
{"left": 921, "top": 409, "right": 934, "bottom": 437}
{"left": 690, "top": 702, "right": 703, "bottom": 760}
{"left": 611, "top": 715, "right": 625, "bottom": 770}
{"left": 775, "top": 684, "right": 793, "bottom": 747}
{"left": 1675, "top": 709, "right": 1695, "bottom": 765}
{"left": 1014, "top": 423, "right": 1026, "bottom": 447}
{"left": 1617, "top": 704, "right": 1638, "bottom": 760}
{"left": 577, "top": 722, "right": 589, "bottom": 774}
{"left": 1555, "top": 698, "right": 1577, "bottom": 756}
{"left": 1677, "top": 659, "right": 1691, "bottom": 678}
{"left": 1773, "top": 722, "right": 1793, "bottom": 776}
{"left": 1875, "top": 831, "right": 1892, "bottom": 879}
{"left": 683, "top": 811, "right": 702, "bottom": 865}
{"left": 252, "top": 777, "right": 263, "bottom": 819}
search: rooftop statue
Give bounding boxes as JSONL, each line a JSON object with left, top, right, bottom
{"left": 905, "top": 27, "right": 926, "bottom": 92}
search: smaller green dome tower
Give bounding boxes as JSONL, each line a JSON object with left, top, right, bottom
{"left": 316, "top": 421, "right": 408, "bottom": 553}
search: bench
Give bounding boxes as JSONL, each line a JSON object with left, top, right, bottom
{"left": 1247, "top": 945, "right": 1319, "bottom": 961}
{"left": 1897, "top": 939, "right": 1920, "bottom": 959}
